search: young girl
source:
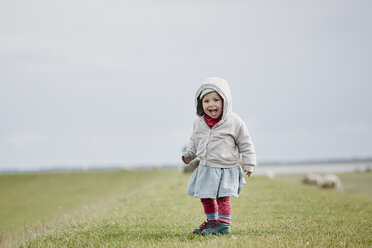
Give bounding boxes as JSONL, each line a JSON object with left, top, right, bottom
{"left": 182, "top": 77, "right": 257, "bottom": 235}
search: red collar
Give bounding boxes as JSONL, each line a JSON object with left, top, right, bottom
{"left": 205, "top": 115, "right": 222, "bottom": 128}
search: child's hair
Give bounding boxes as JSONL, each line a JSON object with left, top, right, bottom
{"left": 199, "top": 88, "right": 215, "bottom": 100}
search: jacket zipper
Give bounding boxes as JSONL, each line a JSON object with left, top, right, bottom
{"left": 204, "top": 117, "right": 222, "bottom": 165}
{"left": 205, "top": 121, "right": 215, "bottom": 164}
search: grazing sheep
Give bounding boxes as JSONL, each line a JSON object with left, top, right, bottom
{"left": 266, "top": 170, "right": 275, "bottom": 179}
{"left": 302, "top": 173, "right": 343, "bottom": 190}
{"left": 302, "top": 173, "right": 323, "bottom": 186}
{"left": 321, "top": 174, "right": 342, "bottom": 189}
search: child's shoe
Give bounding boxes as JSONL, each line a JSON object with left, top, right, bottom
{"left": 201, "top": 221, "right": 231, "bottom": 235}
{"left": 193, "top": 220, "right": 216, "bottom": 234}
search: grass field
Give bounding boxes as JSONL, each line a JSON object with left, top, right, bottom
{"left": 0, "top": 169, "right": 371, "bottom": 247}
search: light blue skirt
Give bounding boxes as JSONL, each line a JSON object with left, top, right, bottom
{"left": 186, "top": 164, "right": 246, "bottom": 199}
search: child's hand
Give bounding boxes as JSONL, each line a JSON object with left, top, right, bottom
{"left": 246, "top": 171, "right": 252, "bottom": 177}
{"left": 182, "top": 156, "right": 190, "bottom": 164}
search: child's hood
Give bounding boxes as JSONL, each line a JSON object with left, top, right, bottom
{"left": 195, "top": 77, "right": 232, "bottom": 121}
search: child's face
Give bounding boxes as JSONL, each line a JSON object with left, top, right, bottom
{"left": 202, "top": 92, "right": 223, "bottom": 119}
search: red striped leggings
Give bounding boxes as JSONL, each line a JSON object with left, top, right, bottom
{"left": 200, "top": 196, "right": 232, "bottom": 224}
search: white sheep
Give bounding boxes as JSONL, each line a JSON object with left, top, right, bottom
{"left": 266, "top": 170, "right": 276, "bottom": 179}
{"left": 321, "top": 174, "right": 342, "bottom": 189}
{"left": 302, "top": 173, "right": 323, "bottom": 186}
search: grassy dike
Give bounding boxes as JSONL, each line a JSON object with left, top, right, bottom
{"left": 0, "top": 169, "right": 371, "bottom": 247}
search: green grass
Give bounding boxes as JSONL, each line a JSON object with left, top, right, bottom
{"left": 1, "top": 170, "right": 371, "bottom": 247}
{"left": 0, "top": 170, "right": 156, "bottom": 233}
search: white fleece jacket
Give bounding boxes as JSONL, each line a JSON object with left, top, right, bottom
{"left": 184, "top": 77, "right": 257, "bottom": 172}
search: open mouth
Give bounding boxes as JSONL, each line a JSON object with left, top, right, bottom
{"left": 208, "top": 109, "right": 219, "bottom": 117}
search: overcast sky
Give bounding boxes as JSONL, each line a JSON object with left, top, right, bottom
{"left": 1, "top": 0, "right": 371, "bottom": 171}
